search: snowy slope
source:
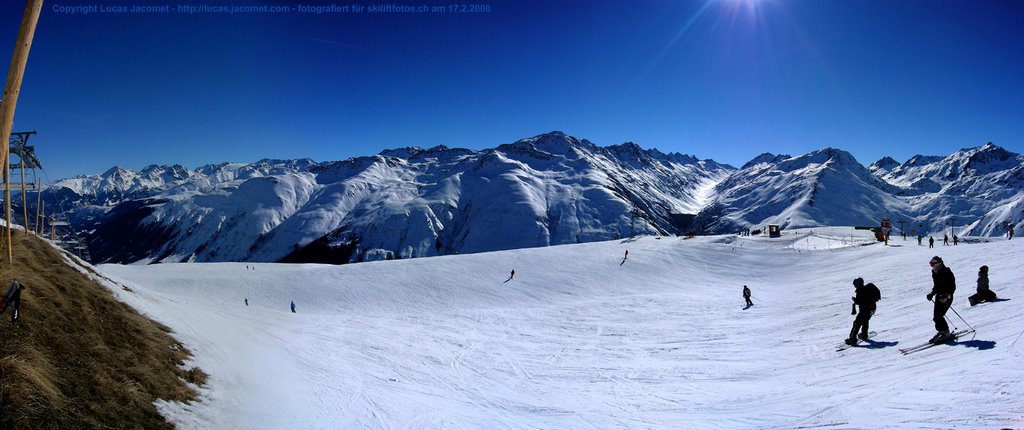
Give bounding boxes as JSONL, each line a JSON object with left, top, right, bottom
{"left": 95, "top": 230, "right": 1024, "bottom": 429}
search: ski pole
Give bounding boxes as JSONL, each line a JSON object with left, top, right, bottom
{"left": 944, "top": 315, "right": 959, "bottom": 332}
{"left": 948, "top": 305, "right": 975, "bottom": 331}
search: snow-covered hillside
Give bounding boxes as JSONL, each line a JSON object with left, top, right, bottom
{"left": 696, "top": 148, "right": 911, "bottom": 232}
{"left": 42, "top": 132, "right": 733, "bottom": 264}
{"left": 34, "top": 134, "right": 1024, "bottom": 265}
{"left": 95, "top": 231, "right": 1023, "bottom": 429}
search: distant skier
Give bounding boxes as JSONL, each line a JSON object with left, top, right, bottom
{"left": 917, "top": 234, "right": 922, "bottom": 246}
{"left": 926, "top": 256, "right": 956, "bottom": 343}
{"left": 245, "top": 298, "right": 249, "bottom": 306}
{"left": 845, "top": 278, "right": 881, "bottom": 345}
{"left": 742, "top": 285, "right": 753, "bottom": 307}
{"left": 943, "top": 234, "right": 949, "bottom": 246}
{"left": 952, "top": 234, "right": 959, "bottom": 245}
{"left": 929, "top": 236, "right": 934, "bottom": 248}
{"left": 509, "top": 269, "right": 515, "bottom": 280}
{"left": 968, "top": 265, "right": 997, "bottom": 306}
{"left": 0, "top": 280, "right": 26, "bottom": 324}
{"left": 290, "top": 301, "right": 296, "bottom": 313}
{"left": 623, "top": 250, "right": 629, "bottom": 260}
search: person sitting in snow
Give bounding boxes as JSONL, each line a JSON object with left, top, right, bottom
{"left": 845, "top": 278, "right": 881, "bottom": 345}
{"left": 968, "top": 265, "right": 997, "bottom": 306}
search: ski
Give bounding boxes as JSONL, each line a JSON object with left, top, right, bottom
{"left": 835, "top": 331, "right": 877, "bottom": 351}
{"left": 899, "top": 329, "right": 975, "bottom": 355}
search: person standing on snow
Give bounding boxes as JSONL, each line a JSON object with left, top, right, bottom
{"left": 742, "top": 285, "right": 753, "bottom": 307}
{"left": 290, "top": 301, "right": 296, "bottom": 313}
{"left": 926, "top": 256, "right": 956, "bottom": 343}
{"left": 845, "top": 278, "right": 881, "bottom": 345}
{"left": 929, "top": 236, "right": 934, "bottom": 248}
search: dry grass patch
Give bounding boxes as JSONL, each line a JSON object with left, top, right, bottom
{"left": 0, "top": 231, "right": 206, "bottom": 428}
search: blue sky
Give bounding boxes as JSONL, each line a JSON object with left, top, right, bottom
{"left": 2, "top": 0, "right": 1023, "bottom": 180}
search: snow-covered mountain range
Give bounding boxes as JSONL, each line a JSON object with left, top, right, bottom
{"left": 32, "top": 132, "right": 1024, "bottom": 264}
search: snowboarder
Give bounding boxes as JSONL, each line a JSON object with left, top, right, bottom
{"left": 742, "top": 285, "right": 753, "bottom": 307}
{"left": 968, "top": 265, "right": 997, "bottom": 306}
{"left": 952, "top": 234, "right": 959, "bottom": 245}
{"left": 845, "top": 278, "right": 881, "bottom": 345}
{"left": 0, "top": 280, "right": 26, "bottom": 324}
{"left": 929, "top": 236, "right": 934, "bottom": 248}
{"left": 926, "top": 256, "right": 956, "bottom": 343}
{"left": 290, "top": 301, "right": 296, "bottom": 313}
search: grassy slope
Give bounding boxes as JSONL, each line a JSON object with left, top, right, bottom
{"left": 0, "top": 230, "right": 205, "bottom": 429}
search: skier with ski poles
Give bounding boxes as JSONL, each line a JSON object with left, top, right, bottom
{"left": 926, "top": 256, "right": 956, "bottom": 343}
{"left": 742, "top": 285, "right": 753, "bottom": 307}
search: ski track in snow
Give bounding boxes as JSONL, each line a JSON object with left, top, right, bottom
{"left": 96, "top": 229, "right": 1024, "bottom": 429}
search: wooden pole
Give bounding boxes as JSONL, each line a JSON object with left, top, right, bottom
{"left": 0, "top": 0, "right": 44, "bottom": 262}
{"left": 20, "top": 158, "right": 27, "bottom": 230}
{"left": 34, "top": 178, "right": 40, "bottom": 235}
{"left": 38, "top": 200, "right": 44, "bottom": 235}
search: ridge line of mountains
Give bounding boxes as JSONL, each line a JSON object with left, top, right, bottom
{"left": 33, "top": 131, "right": 1024, "bottom": 264}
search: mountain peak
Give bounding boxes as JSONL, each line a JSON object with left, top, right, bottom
{"left": 869, "top": 156, "right": 900, "bottom": 173}
{"left": 102, "top": 165, "right": 133, "bottom": 177}
{"left": 741, "top": 153, "right": 790, "bottom": 170}
{"left": 960, "top": 141, "right": 1019, "bottom": 175}
{"left": 499, "top": 131, "right": 593, "bottom": 158}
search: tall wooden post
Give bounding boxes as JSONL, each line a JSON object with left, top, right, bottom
{"left": 0, "top": 0, "right": 45, "bottom": 262}
{"left": 35, "top": 178, "right": 40, "bottom": 235}
{"left": 39, "top": 200, "right": 44, "bottom": 235}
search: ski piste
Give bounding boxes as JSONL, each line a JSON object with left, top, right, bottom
{"left": 898, "top": 329, "right": 976, "bottom": 355}
{"left": 835, "top": 331, "right": 877, "bottom": 351}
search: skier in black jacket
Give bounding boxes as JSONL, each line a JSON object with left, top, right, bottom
{"left": 845, "top": 278, "right": 881, "bottom": 345}
{"left": 926, "top": 256, "right": 956, "bottom": 343}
